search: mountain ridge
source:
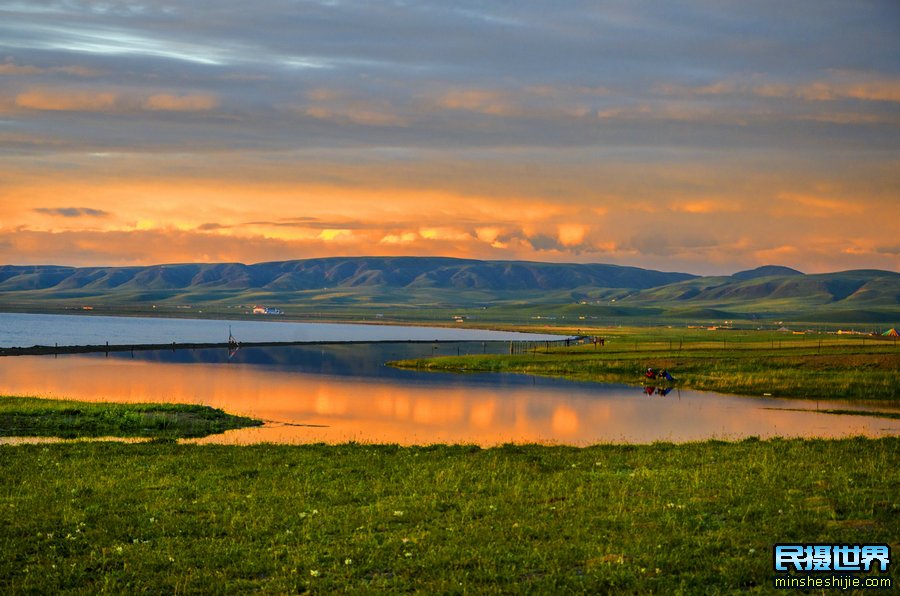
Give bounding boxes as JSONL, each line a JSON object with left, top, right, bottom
{"left": 0, "top": 257, "right": 896, "bottom": 323}
{"left": 0, "top": 257, "right": 697, "bottom": 293}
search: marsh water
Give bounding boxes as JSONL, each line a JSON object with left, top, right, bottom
{"left": 1, "top": 342, "right": 897, "bottom": 445}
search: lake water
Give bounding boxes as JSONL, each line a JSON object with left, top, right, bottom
{"left": 0, "top": 312, "right": 564, "bottom": 348}
{"left": 1, "top": 343, "right": 897, "bottom": 445}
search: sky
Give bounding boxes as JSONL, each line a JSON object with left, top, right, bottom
{"left": 0, "top": 1, "right": 898, "bottom": 275}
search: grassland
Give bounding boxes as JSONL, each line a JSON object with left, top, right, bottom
{"left": 393, "top": 328, "right": 900, "bottom": 402}
{"left": 0, "top": 439, "right": 896, "bottom": 594}
{"left": 0, "top": 397, "right": 262, "bottom": 439}
{"left": 0, "top": 325, "right": 896, "bottom": 592}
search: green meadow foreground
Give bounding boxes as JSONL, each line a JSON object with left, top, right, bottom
{"left": 1, "top": 439, "right": 897, "bottom": 594}
{"left": 393, "top": 328, "right": 900, "bottom": 402}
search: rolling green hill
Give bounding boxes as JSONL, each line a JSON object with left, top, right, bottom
{"left": 0, "top": 257, "right": 692, "bottom": 293}
{"left": 625, "top": 269, "right": 899, "bottom": 320}
{"left": 0, "top": 258, "right": 896, "bottom": 325}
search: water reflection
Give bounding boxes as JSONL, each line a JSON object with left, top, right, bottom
{"left": 643, "top": 386, "right": 674, "bottom": 397}
{"left": 0, "top": 344, "right": 897, "bottom": 445}
{"left": 113, "top": 341, "right": 503, "bottom": 379}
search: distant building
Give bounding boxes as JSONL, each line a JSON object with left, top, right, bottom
{"left": 252, "top": 305, "right": 283, "bottom": 315}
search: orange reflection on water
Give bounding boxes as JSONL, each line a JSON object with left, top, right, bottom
{"left": 0, "top": 354, "right": 898, "bottom": 445}
{"left": 551, "top": 405, "right": 580, "bottom": 435}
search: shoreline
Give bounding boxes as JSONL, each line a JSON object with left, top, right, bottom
{"left": 0, "top": 307, "right": 572, "bottom": 334}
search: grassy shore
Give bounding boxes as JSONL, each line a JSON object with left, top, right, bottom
{"left": 392, "top": 329, "right": 900, "bottom": 402}
{"left": 0, "top": 439, "right": 897, "bottom": 593}
{"left": 0, "top": 397, "right": 262, "bottom": 439}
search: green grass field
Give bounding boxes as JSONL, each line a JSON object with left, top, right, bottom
{"left": 0, "top": 439, "right": 897, "bottom": 594}
{"left": 392, "top": 328, "right": 900, "bottom": 402}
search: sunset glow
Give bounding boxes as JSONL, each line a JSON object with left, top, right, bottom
{"left": 1, "top": 2, "right": 898, "bottom": 274}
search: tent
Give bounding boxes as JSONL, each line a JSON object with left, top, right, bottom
{"left": 883, "top": 328, "right": 899, "bottom": 337}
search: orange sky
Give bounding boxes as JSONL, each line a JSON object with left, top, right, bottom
{"left": 1, "top": 2, "right": 898, "bottom": 274}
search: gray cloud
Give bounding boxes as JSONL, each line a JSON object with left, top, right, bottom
{"left": 0, "top": 1, "right": 896, "bottom": 155}
{"left": 525, "top": 234, "right": 563, "bottom": 252}
{"left": 875, "top": 245, "right": 900, "bottom": 256}
{"left": 197, "top": 222, "right": 226, "bottom": 231}
{"left": 33, "top": 207, "right": 109, "bottom": 218}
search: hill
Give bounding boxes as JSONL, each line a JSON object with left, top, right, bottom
{"left": 0, "top": 257, "right": 693, "bottom": 294}
{"left": 0, "top": 258, "right": 896, "bottom": 325}
{"left": 731, "top": 265, "right": 804, "bottom": 280}
{"left": 620, "top": 268, "right": 898, "bottom": 323}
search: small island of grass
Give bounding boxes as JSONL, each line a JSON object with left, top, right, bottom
{"left": 0, "top": 396, "right": 263, "bottom": 439}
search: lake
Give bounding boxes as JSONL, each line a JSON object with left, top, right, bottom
{"left": 1, "top": 342, "right": 897, "bottom": 445}
{"left": 0, "top": 312, "right": 564, "bottom": 348}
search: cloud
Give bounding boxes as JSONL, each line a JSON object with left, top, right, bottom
{"left": 316, "top": 229, "right": 355, "bottom": 242}
{"left": 33, "top": 207, "right": 109, "bottom": 218}
{"left": 380, "top": 232, "right": 418, "bottom": 245}
{"left": 658, "top": 74, "right": 900, "bottom": 115}
{"left": 0, "top": 1, "right": 898, "bottom": 274}
{"left": 475, "top": 226, "right": 504, "bottom": 244}
{"left": 0, "top": 60, "right": 97, "bottom": 76}
{"left": 625, "top": 234, "right": 733, "bottom": 258}
{"left": 776, "top": 192, "right": 865, "bottom": 216}
{"left": 875, "top": 245, "right": 900, "bottom": 256}
{"left": 12, "top": 87, "right": 219, "bottom": 113}
{"left": 432, "top": 89, "right": 517, "bottom": 116}
{"left": 557, "top": 223, "right": 587, "bottom": 247}
{"left": 754, "top": 78, "right": 900, "bottom": 103}
{"left": 142, "top": 93, "right": 219, "bottom": 111}
{"left": 668, "top": 200, "right": 741, "bottom": 214}
{"left": 419, "top": 227, "right": 472, "bottom": 242}
{"left": 304, "top": 105, "right": 407, "bottom": 127}
{"left": 298, "top": 88, "right": 409, "bottom": 127}
{"left": 16, "top": 89, "right": 118, "bottom": 111}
